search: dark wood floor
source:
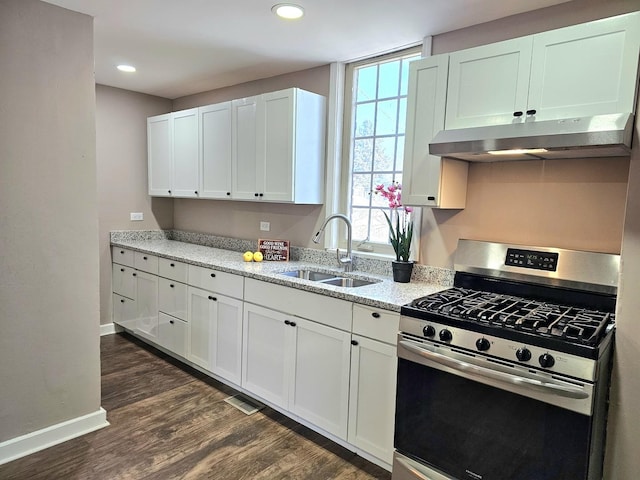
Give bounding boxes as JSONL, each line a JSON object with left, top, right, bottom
{"left": 0, "top": 333, "right": 391, "bottom": 480}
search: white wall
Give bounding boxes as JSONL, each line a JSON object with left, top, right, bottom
{"left": 0, "top": 0, "right": 101, "bottom": 442}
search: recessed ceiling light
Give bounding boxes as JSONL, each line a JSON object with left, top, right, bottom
{"left": 116, "top": 64, "right": 136, "bottom": 73}
{"left": 272, "top": 3, "right": 304, "bottom": 19}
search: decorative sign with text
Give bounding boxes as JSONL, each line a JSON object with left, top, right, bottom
{"left": 258, "top": 239, "right": 290, "bottom": 261}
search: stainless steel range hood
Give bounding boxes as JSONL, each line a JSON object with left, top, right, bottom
{"left": 429, "top": 113, "right": 634, "bottom": 162}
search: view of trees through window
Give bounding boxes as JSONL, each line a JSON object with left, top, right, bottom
{"left": 349, "top": 52, "right": 421, "bottom": 245}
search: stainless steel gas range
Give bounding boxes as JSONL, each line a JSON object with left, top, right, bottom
{"left": 393, "top": 239, "right": 619, "bottom": 480}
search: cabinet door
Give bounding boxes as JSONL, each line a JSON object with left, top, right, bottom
{"left": 231, "top": 96, "right": 259, "bottom": 200}
{"left": 348, "top": 336, "right": 397, "bottom": 465}
{"left": 242, "top": 303, "right": 290, "bottom": 408}
{"left": 211, "top": 294, "right": 243, "bottom": 385}
{"left": 260, "top": 89, "right": 294, "bottom": 202}
{"left": 200, "top": 102, "right": 232, "bottom": 199}
{"left": 403, "top": 55, "right": 452, "bottom": 207}
{"left": 147, "top": 113, "right": 173, "bottom": 196}
{"left": 289, "top": 318, "right": 351, "bottom": 440}
{"left": 113, "top": 293, "right": 136, "bottom": 330}
{"left": 187, "top": 286, "right": 215, "bottom": 370}
{"left": 172, "top": 108, "right": 199, "bottom": 198}
{"left": 528, "top": 12, "right": 640, "bottom": 121}
{"left": 158, "top": 277, "right": 187, "bottom": 321}
{"left": 135, "top": 271, "right": 159, "bottom": 341}
{"left": 158, "top": 312, "right": 188, "bottom": 358}
{"left": 445, "top": 37, "right": 533, "bottom": 129}
{"left": 112, "top": 263, "right": 136, "bottom": 299}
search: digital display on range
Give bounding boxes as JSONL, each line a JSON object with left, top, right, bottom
{"left": 505, "top": 248, "right": 558, "bottom": 271}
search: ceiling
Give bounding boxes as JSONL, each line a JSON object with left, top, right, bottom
{"left": 43, "top": 0, "right": 571, "bottom": 100}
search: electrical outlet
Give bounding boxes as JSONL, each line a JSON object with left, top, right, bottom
{"left": 130, "top": 212, "right": 144, "bottom": 221}
{"left": 260, "top": 221, "right": 270, "bottom": 232}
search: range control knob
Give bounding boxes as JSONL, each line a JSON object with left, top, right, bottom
{"left": 439, "top": 329, "right": 452, "bottom": 342}
{"left": 539, "top": 353, "right": 555, "bottom": 368}
{"left": 475, "top": 338, "right": 490, "bottom": 351}
{"left": 423, "top": 325, "right": 436, "bottom": 338}
{"left": 516, "top": 348, "right": 532, "bottom": 362}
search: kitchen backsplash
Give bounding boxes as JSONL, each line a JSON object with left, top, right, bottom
{"left": 110, "top": 229, "right": 454, "bottom": 285}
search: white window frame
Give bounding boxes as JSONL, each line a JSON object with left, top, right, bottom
{"left": 339, "top": 46, "right": 423, "bottom": 259}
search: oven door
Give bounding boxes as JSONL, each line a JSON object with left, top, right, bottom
{"left": 394, "top": 335, "right": 596, "bottom": 480}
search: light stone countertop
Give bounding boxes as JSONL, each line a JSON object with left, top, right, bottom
{"left": 111, "top": 237, "right": 451, "bottom": 312}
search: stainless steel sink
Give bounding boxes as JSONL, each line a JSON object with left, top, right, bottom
{"left": 279, "top": 269, "right": 381, "bottom": 288}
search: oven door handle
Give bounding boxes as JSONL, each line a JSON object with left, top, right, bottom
{"left": 399, "top": 340, "right": 589, "bottom": 400}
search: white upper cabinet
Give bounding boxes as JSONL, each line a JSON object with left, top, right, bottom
{"left": 172, "top": 108, "right": 200, "bottom": 197}
{"left": 231, "top": 96, "right": 260, "bottom": 200}
{"left": 445, "top": 11, "right": 640, "bottom": 130}
{"left": 445, "top": 37, "right": 533, "bottom": 129}
{"left": 528, "top": 12, "right": 640, "bottom": 121}
{"left": 147, "top": 113, "right": 172, "bottom": 196}
{"left": 402, "top": 55, "right": 468, "bottom": 208}
{"left": 199, "top": 102, "right": 232, "bottom": 199}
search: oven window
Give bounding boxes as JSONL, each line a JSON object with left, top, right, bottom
{"left": 395, "top": 358, "right": 592, "bottom": 480}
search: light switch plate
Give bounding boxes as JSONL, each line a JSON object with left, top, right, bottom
{"left": 260, "top": 221, "right": 270, "bottom": 232}
{"left": 130, "top": 212, "right": 144, "bottom": 221}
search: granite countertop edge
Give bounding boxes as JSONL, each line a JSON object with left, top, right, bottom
{"left": 111, "top": 237, "right": 450, "bottom": 312}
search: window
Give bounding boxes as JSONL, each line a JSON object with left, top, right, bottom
{"left": 343, "top": 48, "right": 421, "bottom": 255}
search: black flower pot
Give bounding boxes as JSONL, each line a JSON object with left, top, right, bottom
{"left": 392, "top": 260, "right": 414, "bottom": 283}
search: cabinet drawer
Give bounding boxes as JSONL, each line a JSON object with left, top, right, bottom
{"left": 158, "top": 257, "right": 188, "bottom": 282}
{"left": 112, "top": 246, "right": 134, "bottom": 267}
{"left": 158, "top": 312, "right": 188, "bottom": 358}
{"left": 353, "top": 304, "right": 399, "bottom": 345}
{"left": 134, "top": 251, "right": 159, "bottom": 274}
{"left": 112, "top": 293, "right": 136, "bottom": 330}
{"left": 112, "top": 263, "right": 136, "bottom": 299}
{"left": 158, "top": 277, "right": 188, "bottom": 321}
{"left": 244, "top": 278, "right": 352, "bottom": 332}
{"left": 188, "top": 264, "right": 243, "bottom": 299}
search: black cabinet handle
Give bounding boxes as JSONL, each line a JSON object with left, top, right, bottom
{"left": 526, "top": 109, "right": 537, "bottom": 115}
{"left": 254, "top": 193, "right": 259, "bottom": 197}
{"left": 120, "top": 299, "right": 125, "bottom": 303}
{"left": 168, "top": 189, "right": 172, "bottom": 194}
{"left": 210, "top": 273, "right": 216, "bottom": 278}
{"left": 513, "top": 111, "right": 523, "bottom": 117}
{"left": 120, "top": 250, "right": 124, "bottom": 254}
{"left": 226, "top": 192, "right": 231, "bottom": 196}
{"left": 351, "top": 340, "right": 359, "bottom": 346}
{"left": 120, "top": 268, "right": 125, "bottom": 272}
{"left": 371, "top": 312, "right": 381, "bottom": 318}
{"left": 170, "top": 320, "right": 174, "bottom": 324}
{"left": 132, "top": 273, "right": 137, "bottom": 277}
{"left": 208, "top": 296, "right": 217, "bottom": 301}
{"left": 427, "top": 196, "right": 436, "bottom": 201}
{"left": 195, "top": 190, "right": 198, "bottom": 195}
{"left": 170, "top": 263, "right": 175, "bottom": 267}
{"left": 143, "top": 256, "right": 147, "bottom": 260}
{"left": 170, "top": 284, "right": 174, "bottom": 288}
{"left": 259, "top": 193, "right": 264, "bottom": 197}
{"left": 290, "top": 321, "right": 297, "bottom": 327}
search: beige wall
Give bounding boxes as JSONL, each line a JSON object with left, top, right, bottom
{"left": 0, "top": 0, "right": 100, "bottom": 442}
{"left": 96, "top": 85, "right": 173, "bottom": 325}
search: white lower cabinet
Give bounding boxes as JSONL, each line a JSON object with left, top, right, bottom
{"left": 348, "top": 335, "right": 397, "bottom": 465}
{"left": 134, "top": 271, "right": 159, "bottom": 341}
{"left": 157, "top": 312, "right": 187, "bottom": 358}
{"left": 242, "top": 302, "right": 351, "bottom": 440}
{"left": 187, "top": 286, "right": 243, "bottom": 385}
{"left": 112, "top": 293, "right": 136, "bottom": 330}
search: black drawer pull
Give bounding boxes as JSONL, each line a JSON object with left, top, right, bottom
{"left": 195, "top": 190, "right": 198, "bottom": 195}
{"left": 427, "top": 196, "right": 436, "bottom": 201}
{"left": 143, "top": 256, "right": 148, "bottom": 260}
{"left": 351, "top": 340, "right": 359, "bottom": 346}
{"left": 169, "top": 320, "right": 174, "bottom": 324}
{"left": 526, "top": 109, "right": 537, "bottom": 115}
{"left": 289, "top": 321, "right": 296, "bottom": 327}
{"left": 170, "top": 263, "right": 175, "bottom": 267}
{"left": 120, "top": 268, "right": 125, "bottom": 272}
{"left": 210, "top": 273, "right": 216, "bottom": 278}
{"left": 513, "top": 111, "right": 523, "bottom": 117}
{"left": 120, "top": 250, "right": 125, "bottom": 254}
{"left": 208, "top": 296, "right": 217, "bottom": 301}
{"left": 132, "top": 273, "right": 137, "bottom": 277}
{"left": 371, "top": 312, "right": 381, "bottom": 318}
{"left": 168, "top": 189, "right": 172, "bottom": 194}
{"left": 226, "top": 192, "right": 231, "bottom": 196}
{"left": 259, "top": 193, "right": 264, "bottom": 197}
{"left": 120, "top": 299, "right": 125, "bottom": 303}
{"left": 254, "top": 193, "right": 259, "bottom": 197}
{"left": 285, "top": 320, "right": 291, "bottom": 325}
{"left": 170, "top": 284, "right": 174, "bottom": 288}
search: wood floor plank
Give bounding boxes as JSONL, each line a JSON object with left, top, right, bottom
{"left": 0, "top": 333, "right": 391, "bottom": 480}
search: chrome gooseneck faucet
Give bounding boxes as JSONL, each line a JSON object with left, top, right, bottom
{"left": 312, "top": 213, "right": 352, "bottom": 272}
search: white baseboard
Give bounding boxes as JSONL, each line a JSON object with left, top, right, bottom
{"left": 100, "top": 323, "right": 122, "bottom": 336}
{"left": 0, "top": 407, "right": 109, "bottom": 466}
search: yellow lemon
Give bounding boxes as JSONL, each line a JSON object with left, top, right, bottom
{"left": 253, "top": 251, "right": 264, "bottom": 262}
{"left": 243, "top": 251, "right": 254, "bottom": 262}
